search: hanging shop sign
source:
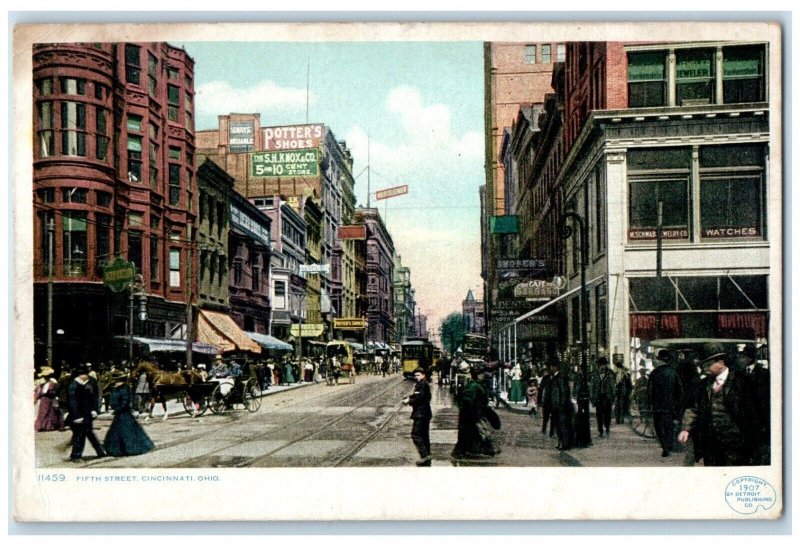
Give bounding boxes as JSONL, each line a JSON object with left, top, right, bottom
{"left": 337, "top": 225, "right": 367, "bottom": 240}
{"left": 376, "top": 185, "right": 408, "bottom": 200}
{"left": 250, "top": 148, "right": 320, "bottom": 178}
{"left": 496, "top": 259, "right": 546, "bottom": 272}
{"left": 334, "top": 318, "right": 367, "bottom": 330}
{"left": 290, "top": 323, "right": 325, "bottom": 337}
{"left": 262, "top": 124, "right": 324, "bottom": 151}
{"left": 299, "top": 264, "right": 331, "bottom": 275}
{"left": 103, "top": 257, "right": 135, "bottom": 293}
{"left": 513, "top": 279, "right": 560, "bottom": 299}
{"left": 490, "top": 215, "right": 519, "bottom": 234}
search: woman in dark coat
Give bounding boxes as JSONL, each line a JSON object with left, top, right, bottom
{"left": 103, "top": 374, "right": 154, "bottom": 457}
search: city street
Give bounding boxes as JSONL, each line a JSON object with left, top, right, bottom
{"left": 36, "top": 374, "right": 689, "bottom": 469}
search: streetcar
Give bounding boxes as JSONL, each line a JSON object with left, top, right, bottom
{"left": 461, "top": 333, "right": 489, "bottom": 359}
{"left": 401, "top": 338, "right": 435, "bottom": 379}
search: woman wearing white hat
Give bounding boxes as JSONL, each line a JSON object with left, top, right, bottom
{"left": 34, "top": 367, "right": 65, "bottom": 432}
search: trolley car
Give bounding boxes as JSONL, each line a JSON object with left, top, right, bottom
{"left": 401, "top": 338, "right": 435, "bottom": 379}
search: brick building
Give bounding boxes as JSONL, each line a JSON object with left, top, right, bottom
{"left": 33, "top": 42, "right": 197, "bottom": 366}
{"left": 482, "top": 42, "right": 563, "bottom": 344}
{"left": 497, "top": 41, "right": 775, "bottom": 374}
{"left": 355, "top": 207, "right": 395, "bottom": 344}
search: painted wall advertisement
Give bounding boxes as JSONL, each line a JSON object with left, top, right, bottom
{"left": 228, "top": 121, "right": 255, "bottom": 153}
{"left": 250, "top": 149, "right": 320, "bottom": 178}
{"left": 262, "top": 124, "right": 324, "bottom": 151}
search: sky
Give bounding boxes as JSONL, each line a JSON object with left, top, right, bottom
{"left": 183, "top": 41, "right": 486, "bottom": 333}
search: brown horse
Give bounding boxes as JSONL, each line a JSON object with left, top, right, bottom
{"left": 131, "top": 361, "right": 204, "bottom": 420}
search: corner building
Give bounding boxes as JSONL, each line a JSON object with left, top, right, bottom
{"left": 32, "top": 42, "right": 196, "bottom": 366}
{"left": 536, "top": 41, "right": 774, "bottom": 369}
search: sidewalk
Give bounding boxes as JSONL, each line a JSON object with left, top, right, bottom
{"left": 97, "top": 380, "right": 316, "bottom": 420}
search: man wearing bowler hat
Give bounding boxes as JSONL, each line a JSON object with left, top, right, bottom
{"left": 678, "top": 344, "right": 755, "bottom": 466}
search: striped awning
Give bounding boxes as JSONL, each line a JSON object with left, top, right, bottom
{"left": 117, "top": 336, "right": 220, "bottom": 355}
{"left": 197, "top": 310, "right": 261, "bottom": 354}
{"left": 246, "top": 331, "right": 293, "bottom": 352}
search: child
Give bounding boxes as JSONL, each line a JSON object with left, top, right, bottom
{"left": 526, "top": 379, "right": 538, "bottom": 416}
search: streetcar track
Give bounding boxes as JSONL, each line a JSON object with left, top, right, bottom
{"left": 171, "top": 376, "right": 409, "bottom": 468}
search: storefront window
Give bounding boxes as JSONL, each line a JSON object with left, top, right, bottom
{"left": 700, "top": 175, "right": 762, "bottom": 239}
{"left": 699, "top": 144, "right": 765, "bottom": 240}
{"left": 627, "top": 51, "right": 667, "bottom": 107}
{"left": 675, "top": 48, "right": 715, "bottom": 105}
{"left": 628, "top": 179, "right": 689, "bottom": 240}
{"left": 723, "top": 45, "right": 765, "bottom": 103}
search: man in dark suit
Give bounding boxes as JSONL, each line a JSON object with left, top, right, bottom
{"left": 647, "top": 349, "right": 683, "bottom": 457}
{"left": 67, "top": 366, "right": 106, "bottom": 462}
{"left": 590, "top": 356, "right": 616, "bottom": 437}
{"left": 740, "top": 345, "right": 770, "bottom": 465}
{"left": 538, "top": 368, "right": 554, "bottom": 436}
{"left": 404, "top": 366, "right": 433, "bottom": 466}
{"left": 547, "top": 359, "right": 574, "bottom": 451}
{"left": 678, "top": 345, "right": 755, "bottom": 466}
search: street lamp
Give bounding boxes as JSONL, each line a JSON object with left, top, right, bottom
{"left": 558, "top": 211, "right": 591, "bottom": 448}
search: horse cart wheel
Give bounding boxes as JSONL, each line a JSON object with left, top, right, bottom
{"left": 183, "top": 391, "right": 208, "bottom": 417}
{"left": 210, "top": 384, "right": 227, "bottom": 415}
{"left": 243, "top": 379, "right": 262, "bottom": 413}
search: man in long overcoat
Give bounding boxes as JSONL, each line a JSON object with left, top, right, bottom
{"left": 547, "top": 359, "right": 574, "bottom": 451}
{"left": 678, "top": 345, "right": 756, "bottom": 466}
{"left": 537, "top": 368, "right": 553, "bottom": 436}
{"left": 647, "top": 349, "right": 684, "bottom": 457}
{"left": 67, "top": 366, "right": 106, "bottom": 462}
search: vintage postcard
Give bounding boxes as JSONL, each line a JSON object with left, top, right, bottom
{"left": 12, "top": 20, "right": 783, "bottom": 522}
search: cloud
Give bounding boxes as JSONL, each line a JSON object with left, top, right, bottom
{"left": 344, "top": 85, "right": 483, "bottom": 191}
{"left": 195, "top": 80, "right": 315, "bottom": 118}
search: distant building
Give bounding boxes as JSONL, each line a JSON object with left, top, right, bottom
{"left": 255, "top": 196, "right": 307, "bottom": 341}
{"left": 462, "top": 289, "right": 485, "bottom": 334}
{"left": 482, "top": 41, "right": 563, "bottom": 346}
{"left": 355, "top": 207, "right": 395, "bottom": 344}
{"left": 393, "top": 255, "right": 416, "bottom": 343}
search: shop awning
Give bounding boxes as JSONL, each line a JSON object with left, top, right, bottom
{"left": 197, "top": 310, "right": 262, "bottom": 354}
{"left": 504, "top": 275, "right": 606, "bottom": 329}
{"left": 115, "top": 336, "right": 220, "bottom": 355}
{"left": 246, "top": 331, "right": 293, "bottom": 352}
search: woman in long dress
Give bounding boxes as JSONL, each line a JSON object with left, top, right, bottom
{"left": 103, "top": 374, "right": 154, "bottom": 457}
{"left": 34, "top": 367, "right": 65, "bottom": 432}
{"left": 508, "top": 364, "right": 525, "bottom": 403}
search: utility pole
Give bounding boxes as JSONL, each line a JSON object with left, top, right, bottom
{"left": 366, "top": 134, "right": 371, "bottom": 208}
{"left": 185, "top": 220, "right": 194, "bottom": 369}
{"left": 46, "top": 216, "right": 54, "bottom": 367}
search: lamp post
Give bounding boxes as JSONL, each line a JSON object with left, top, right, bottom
{"left": 558, "top": 211, "right": 591, "bottom": 448}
